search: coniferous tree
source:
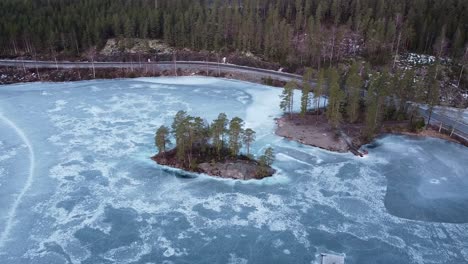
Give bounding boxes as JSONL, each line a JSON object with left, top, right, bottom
{"left": 228, "top": 117, "right": 244, "bottom": 156}
{"left": 346, "top": 62, "right": 362, "bottom": 123}
{"left": 259, "top": 147, "right": 275, "bottom": 167}
{"left": 314, "top": 68, "right": 325, "bottom": 121}
{"left": 172, "top": 110, "right": 189, "bottom": 162}
{"left": 326, "top": 68, "right": 344, "bottom": 128}
{"left": 280, "top": 81, "right": 296, "bottom": 118}
{"left": 0, "top": 0, "right": 466, "bottom": 63}
{"left": 364, "top": 70, "right": 390, "bottom": 138}
{"left": 155, "top": 125, "right": 170, "bottom": 154}
{"left": 242, "top": 128, "right": 256, "bottom": 156}
{"left": 365, "top": 75, "right": 380, "bottom": 139}
{"left": 211, "top": 113, "right": 229, "bottom": 157}
{"left": 396, "top": 69, "right": 415, "bottom": 116}
{"left": 300, "top": 68, "right": 313, "bottom": 116}
{"left": 160, "top": 111, "right": 269, "bottom": 173}
{"left": 192, "top": 116, "right": 209, "bottom": 153}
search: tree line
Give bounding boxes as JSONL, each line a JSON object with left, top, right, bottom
{"left": 155, "top": 111, "right": 274, "bottom": 170}
{"left": 281, "top": 61, "right": 445, "bottom": 139}
{"left": 1, "top": 0, "right": 466, "bottom": 68}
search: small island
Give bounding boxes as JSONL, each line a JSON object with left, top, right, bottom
{"left": 152, "top": 111, "right": 275, "bottom": 180}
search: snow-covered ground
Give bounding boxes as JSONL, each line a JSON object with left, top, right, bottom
{"left": 399, "top": 53, "right": 452, "bottom": 66}
{"left": 0, "top": 77, "right": 467, "bottom": 263}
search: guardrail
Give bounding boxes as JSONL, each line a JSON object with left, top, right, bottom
{"left": 428, "top": 118, "right": 468, "bottom": 142}
{"left": 410, "top": 103, "right": 468, "bottom": 142}
{"left": 0, "top": 59, "right": 303, "bottom": 82}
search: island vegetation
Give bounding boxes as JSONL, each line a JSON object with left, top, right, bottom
{"left": 152, "top": 111, "right": 275, "bottom": 180}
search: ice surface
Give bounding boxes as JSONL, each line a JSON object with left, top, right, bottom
{"left": 0, "top": 77, "right": 467, "bottom": 263}
{"left": 0, "top": 113, "right": 35, "bottom": 249}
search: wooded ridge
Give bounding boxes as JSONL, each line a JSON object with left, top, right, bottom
{"left": 1, "top": 0, "right": 466, "bottom": 69}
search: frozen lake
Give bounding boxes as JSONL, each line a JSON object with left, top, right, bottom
{"left": 0, "top": 77, "right": 467, "bottom": 263}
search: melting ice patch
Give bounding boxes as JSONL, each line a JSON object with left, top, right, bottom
{"left": 0, "top": 77, "right": 467, "bottom": 264}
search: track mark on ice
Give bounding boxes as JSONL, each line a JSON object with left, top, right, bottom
{"left": 0, "top": 114, "right": 35, "bottom": 250}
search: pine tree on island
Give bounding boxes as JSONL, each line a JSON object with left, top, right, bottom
{"left": 242, "top": 128, "right": 256, "bottom": 156}
{"left": 155, "top": 125, "right": 170, "bottom": 155}
{"left": 152, "top": 111, "right": 275, "bottom": 179}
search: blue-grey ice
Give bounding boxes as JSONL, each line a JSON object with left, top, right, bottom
{"left": 0, "top": 77, "right": 467, "bottom": 264}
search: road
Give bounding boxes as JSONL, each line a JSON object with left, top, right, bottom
{"left": 419, "top": 106, "right": 468, "bottom": 140}
{"left": 0, "top": 59, "right": 304, "bottom": 83}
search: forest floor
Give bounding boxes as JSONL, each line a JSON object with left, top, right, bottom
{"left": 275, "top": 112, "right": 466, "bottom": 155}
{"left": 276, "top": 113, "right": 349, "bottom": 153}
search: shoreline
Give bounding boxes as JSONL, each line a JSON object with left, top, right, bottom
{"left": 3, "top": 67, "right": 465, "bottom": 153}
{"left": 151, "top": 148, "right": 276, "bottom": 180}
{"left": 275, "top": 113, "right": 467, "bottom": 155}
{"left": 0, "top": 65, "right": 287, "bottom": 87}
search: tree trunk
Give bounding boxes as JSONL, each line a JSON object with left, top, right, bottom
{"left": 392, "top": 32, "right": 401, "bottom": 69}
{"left": 426, "top": 107, "right": 433, "bottom": 129}
{"left": 92, "top": 60, "right": 96, "bottom": 79}
{"left": 374, "top": 101, "right": 381, "bottom": 132}
{"left": 23, "top": 39, "right": 29, "bottom": 53}
{"left": 34, "top": 51, "right": 40, "bottom": 80}
{"left": 458, "top": 64, "right": 465, "bottom": 88}
{"left": 174, "top": 54, "right": 177, "bottom": 76}
{"left": 12, "top": 40, "right": 18, "bottom": 55}
{"left": 217, "top": 54, "right": 221, "bottom": 76}
{"left": 35, "top": 63, "right": 40, "bottom": 79}
{"left": 74, "top": 34, "right": 80, "bottom": 54}
{"left": 290, "top": 93, "right": 294, "bottom": 119}
{"left": 330, "top": 27, "right": 336, "bottom": 67}
{"left": 316, "top": 97, "right": 320, "bottom": 122}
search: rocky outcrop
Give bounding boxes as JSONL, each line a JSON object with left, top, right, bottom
{"left": 198, "top": 161, "right": 275, "bottom": 180}
{"left": 100, "top": 38, "right": 174, "bottom": 56}
{"left": 152, "top": 148, "right": 276, "bottom": 180}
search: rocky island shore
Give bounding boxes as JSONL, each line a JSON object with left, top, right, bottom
{"left": 152, "top": 111, "right": 276, "bottom": 180}
{"left": 152, "top": 148, "right": 275, "bottom": 180}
